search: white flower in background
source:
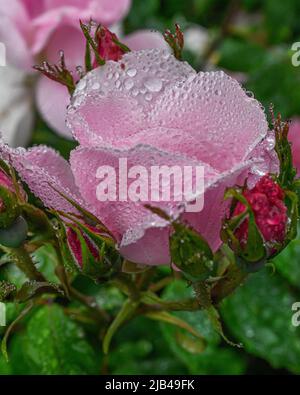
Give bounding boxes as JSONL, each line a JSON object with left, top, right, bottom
{"left": 0, "top": 65, "right": 34, "bottom": 147}
{"left": 184, "top": 25, "right": 209, "bottom": 56}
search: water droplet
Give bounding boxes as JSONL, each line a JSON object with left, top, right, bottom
{"left": 132, "top": 88, "right": 139, "bottom": 97}
{"left": 145, "top": 93, "right": 153, "bottom": 101}
{"left": 124, "top": 79, "right": 134, "bottom": 90}
{"left": 92, "top": 82, "right": 100, "bottom": 90}
{"left": 127, "top": 68, "right": 137, "bottom": 77}
{"left": 77, "top": 79, "right": 86, "bottom": 91}
{"left": 144, "top": 78, "right": 163, "bottom": 93}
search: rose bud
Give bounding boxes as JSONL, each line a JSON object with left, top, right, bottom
{"left": 65, "top": 223, "right": 119, "bottom": 278}
{"left": 0, "top": 168, "right": 28, "bottom": 247}
{"left": 0, "top": 168, "right": 22, "bottom": 229}
{"left": 67, "top": 225, "right": 101, "bottom": 269}
{"left": 95, "top": 26, "right": 128, "bottom": 63}
{"left": 231, "top": 175, "right": 288, "bottom": 258}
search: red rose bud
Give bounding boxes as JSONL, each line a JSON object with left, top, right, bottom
{"left": 0, "top": 168, "right": 26, "bottom": 229}
{"left": 67, "top": 225, "right": 101, "bottom": 268}
{"left": 95, "top": 26, "right": 127, "bottom": 64}
{"left": 233, "top": 175, "right": 287, "bottom": 250}
{"left": 0, "top": 168, "right": 15, "bottom": 194}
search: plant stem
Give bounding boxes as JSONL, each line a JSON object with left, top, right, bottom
{"left": 112, "top": 273, "right": 140, "bottom": 301}
{"left": 4, "top": 245, "right": 46, "bottom": 282}
{"left": 53, "top": 241, "right": 110, "bottom": 323}
{"left": 211, "top": 264, "right": 248, "bottom": 304}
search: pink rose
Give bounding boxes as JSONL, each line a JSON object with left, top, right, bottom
{"left": 0, "top": 49, "right": 278, "bottom": 265}
{"left": 288, "top": 118, "right": 300, "bottom": 175}
{"left": 0, "top": 0, "right": 167, "bottom": 141}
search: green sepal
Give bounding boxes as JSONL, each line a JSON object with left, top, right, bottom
{"left": 283, "top": 189, "right": 298, "bottom": 245}
{"left": 163, "top": 23, "right": 184, "bottom": 60}
{"left": 48, "top": 184, "right": 114, "bottom": 238}
{"left": 272, "top": 113, "right": 297, "bottom": 189}
{"left": 51, "top": 217, "right": 81, "bottom": 274}
{"left": 206, "top": 305, "right": 242, "bottom": 348}
{"left": 80, "top": 20, "right": 105, "bottom": 67}
{"left": 0, "top": 186, "right": 21, "bottom": 229}
{"left": 223, "top": 188, "right": 266, "bottom": 265}
{"left": 170, "top": 223, "right": 215, "bottom": 282}
{"left": 21, "top": 203, "right": 54, "bottom": 242}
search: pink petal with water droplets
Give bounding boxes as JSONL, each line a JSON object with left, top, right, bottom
{"left": 148, "top": 71, "right": 268, "bottom": 172}
{"left": 120, "top": 226, "right": 171, "bottom": 266}
{"left": 0, "top": 142, "right": 83, "bottom": 214}
{"left": 117, "top": 127, "right": 239, "bottom": 170}
{"left": 70, "top": 144, "right": 219, "bottom": 261}
{"left": 66, "top": 49, "right": 195, "bottom": 146}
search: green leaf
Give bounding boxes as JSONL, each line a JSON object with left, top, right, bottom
{"left": 274, "top": 237, "right": 300, "bottom": 288}
{"left": 160, "top": 280, "right": 246, "bottom": 374}
{"left": 32, "top": 244, "right": 60, "bottom": 283}
{"left": 218, "top": 38, "right": 268, "bottom": 72}
{"left": 246, "top": 52, "right": 300, "bottom": 118}
{"left": 107, "top": 316, "right": 187, "bottom": 375}
{"left": 8, "top": 304, "right": 100, "bottom": 374}
{"left": 0, "top": 353, "right": 12, "bottom": 375}
{"left": 221, "top": 269, "right": 300, "bottom": 373}
{"left": 1, "top": 302, "right": 34, "bottom": 361}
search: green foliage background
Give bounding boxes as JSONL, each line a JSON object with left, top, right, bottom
{"left": 1, "top": 0, "right": 300, "bottom": 375}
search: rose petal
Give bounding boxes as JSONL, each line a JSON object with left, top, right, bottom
{"left": 0, "top": 16, "right": 33, "bottom": 70}
{"left": 22, "top": 0, "right": 46, "bottom": 18}
{"left": 67, "top": 49, "right": 195, "bottom": 146}
{"left": 36, "top": 75, "right": 71, "bottom": 138}
{"left": 31, "top": 0, "right": 131, "bottom": 55}
{"left": 149, "top": 71, "right": 268, "bottom": 172}
{"left": 120, "top": 226, "right": 171, "bottom": 266}
{"left": 70, "top": 144, "right": 219, "bottom": 247}
{"left": 116, "top": 127, "right": 239, "bottom": 170}
{"left": 123, "top": 30, "right": 169, "bottom": 51}
{"left": 0, "top": 143, "right": 84, "bottom": 213}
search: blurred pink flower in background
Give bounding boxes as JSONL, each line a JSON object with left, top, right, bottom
{"left": 0, "top": 0, "right": 167, "bottom": 145}
{"left": 288, "top": 118, "right": 300, "bottom": 175}
{"left": 0, "top": 49, "right": 278, "bottom": 265}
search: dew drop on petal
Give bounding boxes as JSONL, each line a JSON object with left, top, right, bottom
{"left": 124, "top": 79, "right": 134, "bottom": 90}
{"left": 127, "top": 68, "right": 137, "bottom": 77}
{"left": 144, "top": 78, "right": 163, "bottom": 93}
